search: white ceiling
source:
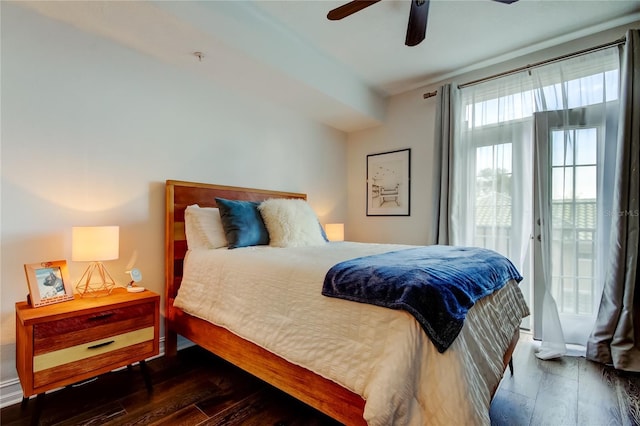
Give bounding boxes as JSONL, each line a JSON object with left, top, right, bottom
{"left": 14, "top": 0, "right": 640, "bottom": 132}
{"left": 255, "top": 0, "right": 640, "bottom": 94}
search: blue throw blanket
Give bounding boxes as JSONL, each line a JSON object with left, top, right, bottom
{"left": 322, "top": 245, "right": 523, "bottom": 353}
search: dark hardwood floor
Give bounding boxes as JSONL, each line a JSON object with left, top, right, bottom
{"left": 2, "top": 332, "right": 638, "bottom": 426}
{"left": 491, "top": 332, "right": 639, "bottom": 426}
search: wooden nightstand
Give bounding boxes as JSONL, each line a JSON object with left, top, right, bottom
{"left": 15, "top": 288, "right": 159, "bottom": 422}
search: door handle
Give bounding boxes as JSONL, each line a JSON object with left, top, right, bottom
{"left": 87, "top": 340, "right": 115, "bottom": 350}
{"left": 88, "top": 313, "right": 114, "bottom": 322}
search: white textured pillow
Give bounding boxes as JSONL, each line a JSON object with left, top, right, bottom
{"left": 184, "top": 204, "right": 227, "bottom": 249}
{"left": 258, "top": 198, "right": 327, "bottom": 248}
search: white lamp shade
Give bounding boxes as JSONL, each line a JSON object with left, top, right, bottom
{"left": 72, "top": 226, "right": 119, "bottom": 261}
{"left": 325, "top": 223, "right": 345, "bottom": 242}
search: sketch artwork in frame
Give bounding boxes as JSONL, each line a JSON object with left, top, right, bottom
{"left": 367, "top": 148, "right": 411, "bottom": 216}
{"left": 24, "top": 260, "right": 74, "bottom": 307}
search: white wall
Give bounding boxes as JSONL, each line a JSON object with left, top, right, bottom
{"left": 0, "top": 3, "right": 347, "bottom": 400}
{"left": 346, "top": 22, "right": 638, "bottom": 245}
{"left": 347, "top": 90, "right": 438, "bottom": 245}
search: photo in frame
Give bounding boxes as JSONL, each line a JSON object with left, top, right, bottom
{"left": 24, "top": 260, "right": 74, "bottom": 307}
{"left": 367, "top": 148, "right": 411, "bottom": 216}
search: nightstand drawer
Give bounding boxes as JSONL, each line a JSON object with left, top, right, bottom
{"left": 33, "top": 340, "right": 154, "bottom": 390}
{"left": 33, "top": 302, "right": 155, "bottom": 355}
{"left": 34, "top": 326, "right": 154, "bottom": 371}
{"left": 33, "top": 327, "right": 155, "bottom": 387}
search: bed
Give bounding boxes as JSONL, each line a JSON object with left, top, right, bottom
{"left": 164, "top": 179, "right": 529, "bottom": 426}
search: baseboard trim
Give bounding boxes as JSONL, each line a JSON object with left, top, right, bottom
{"left": 0, "top": 378, "right": 24, "bottom": 409}
{"left": 0, "top": 336, "right": 194, "bottom": 409}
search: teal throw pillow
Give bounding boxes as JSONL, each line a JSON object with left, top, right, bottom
{"left": 215, "top": 198, "right": 270, "bottom": 249}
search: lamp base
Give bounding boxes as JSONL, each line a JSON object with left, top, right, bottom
{"left": 75, "top": 262, "right": 116, "bottom": 297}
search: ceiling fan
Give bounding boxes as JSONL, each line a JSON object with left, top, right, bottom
{"left": 327, "top": 0, "right": 519, "bottom": 47}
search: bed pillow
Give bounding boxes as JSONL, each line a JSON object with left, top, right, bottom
{"left": 184, "top": 205, "right": 228, "bottom": 249}
{"left": 258, "top": 198, "right": 328, "bottom": 247}
{"left": 215, "top": 197, "right": 270, "bottom": 249}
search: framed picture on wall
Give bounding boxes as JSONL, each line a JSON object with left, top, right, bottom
{"left": 24, "top": 260, "right": 74, "bottom": 307}
{"left": 366, "top": 148, "right": 411, "bottom": 216}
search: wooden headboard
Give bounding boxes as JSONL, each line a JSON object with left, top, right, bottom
{"left": 164, "top": 180, "right": 306, "bottom": 303}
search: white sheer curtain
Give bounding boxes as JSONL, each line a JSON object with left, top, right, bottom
{"left": 451, "top": 46, "right": 620, "bottom": 359}
{"left": 450, "top": 69, "right": 536, "bottom": 333}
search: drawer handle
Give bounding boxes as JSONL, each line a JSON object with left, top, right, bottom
{"left": 88, "top": 313, "right": 114, "bottom": 321}
{"left": 87, "top": 340, "right": 115, "bottom": 350}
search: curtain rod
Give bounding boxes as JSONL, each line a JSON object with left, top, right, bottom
{"left": 457, "top": 37, "right": 626, "bottom": 89}
{"left": 423, "top": 36, "right": 626, "bottom": 98}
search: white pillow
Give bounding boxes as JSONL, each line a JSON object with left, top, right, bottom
{"left": 258, "top": 198, "right": 327, "bottom": 248}
{"left": 184, "top": 204, "right": 227, "bottom": 249}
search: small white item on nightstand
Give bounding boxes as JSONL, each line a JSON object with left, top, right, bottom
{"left": 126, "top": 268, "right": 145, "bottom": 293}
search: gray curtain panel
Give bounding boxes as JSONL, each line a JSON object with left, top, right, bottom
{"left": 433, "top": 84, "right": 454, "bottom": 245}
{"left": 587, "top": 29, "right": 640, "bottom": 372}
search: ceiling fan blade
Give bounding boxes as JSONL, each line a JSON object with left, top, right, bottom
{"left": 327, "top": 0, "right": 381, "bottom": 20}
{"left": 492, "top": 0, "right": 519, "bottom": 3}
{"left": 405, "top": 0, "right": 429, "bottom": 47}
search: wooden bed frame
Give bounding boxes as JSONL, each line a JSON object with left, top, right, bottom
{"left": 164, "top": 179, "right": 519, "bottom": 425}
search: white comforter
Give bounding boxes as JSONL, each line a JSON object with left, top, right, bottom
{"left": 174, "top": 242, "right": 529, "bottom": 426}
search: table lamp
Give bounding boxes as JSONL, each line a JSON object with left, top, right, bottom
{"left": 72, "top": 226, "right": 119, "bottom": 297}
{"left": 325, "top": 223, "right": 345, "bottom": 242}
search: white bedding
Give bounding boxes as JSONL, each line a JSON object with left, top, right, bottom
{"left": 174, "top": 242, "right": 529, "bottom": 426}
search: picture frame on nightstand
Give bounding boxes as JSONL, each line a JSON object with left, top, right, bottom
{"left": 24, "top": 260, "right": 74, "bottom": 307}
